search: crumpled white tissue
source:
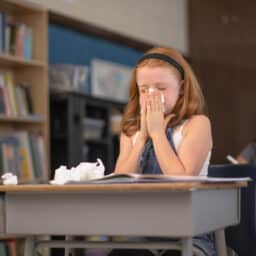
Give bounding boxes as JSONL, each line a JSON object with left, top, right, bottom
{"left": 1, "top": 172, "right": 18, "bottom": 185}
{"left": 50, "top": 158, "right": 105, "bottom": 185}
{"left": 148, "top": 88, "right": 165, "bottom": 112}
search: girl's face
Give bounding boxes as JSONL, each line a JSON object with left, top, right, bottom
{"left": 136, "top": 66, "right": 182, "bottom": 115}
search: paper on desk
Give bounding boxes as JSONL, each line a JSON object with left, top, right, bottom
{"left": 65, "top": 173, "right": 251, "bottom": 184}
{"left": 50, "top": 158, "right": 105, "bottom": 185}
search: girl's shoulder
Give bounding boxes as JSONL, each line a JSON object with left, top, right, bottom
{"left": 188, "top": 114, "right": 211, "bottom": 124}
{"left": 182, "top": 115, "right": 211, "bottom": 135}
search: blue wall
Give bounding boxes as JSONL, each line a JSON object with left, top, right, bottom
{"left": 49, "top": 24, "right": 143, "bottom": 67}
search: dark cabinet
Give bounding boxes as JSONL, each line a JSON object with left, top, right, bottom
{"left": 50, "top": 92, "right": 125, "bottom": 176}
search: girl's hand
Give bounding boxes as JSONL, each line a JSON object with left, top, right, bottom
{"left": 146, "top": 91, "right": 165, "bottom": 138}
{"left": 138, "top": 99, "right": 148, "bottom": 143}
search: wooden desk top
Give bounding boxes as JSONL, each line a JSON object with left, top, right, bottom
{"left": 0, "top": 181, "right": 247, "bottom": 193}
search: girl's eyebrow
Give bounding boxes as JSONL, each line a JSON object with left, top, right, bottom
{"left": 155, "top": 82, "right": 167, "bottom": 87}
{"left": 138, "top": 84, "right": 148, "bottom": 88}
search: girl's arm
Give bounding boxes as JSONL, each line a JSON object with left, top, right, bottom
{"left": 236, "top": 155, "right": 248, "bottom": 164}
{"left": 114, "top": 132, "right": 146, "bottom": 173}
{"left": 152, "top": 115, "right": 212, "bottom": 176}
{"left": 236, "top": 143, "right": 255, "bottom": 164}
{"left": 115, "top": 99, "right": 148, "bottom": 174}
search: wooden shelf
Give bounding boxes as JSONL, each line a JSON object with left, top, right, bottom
{"left": 0, "top": 115, "right": 46, "bottom": 124}
{"left": 0, "top": 235, "right": 25, "bottom": 240}
{"left": 0, "top": 54, "right": 46, "bottom": 68}
{"left": 52, "top": 91, "right": 127, "bottom": 108}
{"left": 0, "top": 0, "right": 46, "bottom": 14}
{"left": 52, "top": 134, "right": 67, "bottom": 140}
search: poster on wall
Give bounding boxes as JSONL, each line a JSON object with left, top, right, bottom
{"left": 49, "top": 64, "right": 89, "bottom": 93}
{"left": 91, "top": 59, "right": 132, "bottom": 102}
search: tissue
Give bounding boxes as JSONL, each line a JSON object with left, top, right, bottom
{"left": 1, "top": 173, "right": 18, "bottom": 185}
{"left": 50, "top": 158, "right": 105, "bottom": 185}
{"left": 148, "top": 88, "right": 165, "bottom": 112}
{"left": 148, "top": 88, "right": 154, "bottom": 94}
{"left": 75, "top": 159, "right": 105, "bottom": 180}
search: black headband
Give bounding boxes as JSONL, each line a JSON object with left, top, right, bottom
{"left": 137, "top": 53, "right": 184, "bottom": 79}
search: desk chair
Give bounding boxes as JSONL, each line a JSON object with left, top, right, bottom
{"left": 208, "top": 164, "right": 256, "bottom": 256}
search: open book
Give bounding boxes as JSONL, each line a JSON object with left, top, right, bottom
{"left": 65, "top": 173, "right": 250, "bottom": 185}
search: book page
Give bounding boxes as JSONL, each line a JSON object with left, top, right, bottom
{"left": 65, "top": 173, "right": 250, "bottom": 184}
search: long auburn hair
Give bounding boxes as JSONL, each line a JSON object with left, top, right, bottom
{"left": 122, "top": 47, "right": 206, "bottom": 137}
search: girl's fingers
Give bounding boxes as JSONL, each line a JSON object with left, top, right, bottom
{"left": 156, "top": 93, "right": 162, "bottom": 112}
{"left": 141, "top": 101, "right": 147, "bottom": 124}
{"left": 147, "top": 99, "right": 151, "bottom": 113}
{"left": 152, "top": 94, "right": 157, "bottom": 111}
{"left": 150, "top": 92, "right": 161, "bottom": 112}
{"left": 148, "top": 95, "right": 153, "bottom": 112}
{"left": 141, "top": 98, "right": 147, "bottom": 115}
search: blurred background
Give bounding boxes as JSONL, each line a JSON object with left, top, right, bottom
{"left": 32, "top": 0, "right": 256, "bottom": 166}
{"left": 1, "top": 0, "right": 255, "bottom": 180}
{"left": 0, "top": 1, "right": 255, "bottom": 256}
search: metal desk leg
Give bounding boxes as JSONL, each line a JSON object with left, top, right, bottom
{"left": 215, "top": 229, "right": 228, "bottom": 256}
{"left": 181, "top": 238, "right": 193, "bottom": 256}
{"left": 65, "top": 235, "right": 75, "bottom": 256}
{"left": 24, "top": 236, "right": 35, "bottom": 256}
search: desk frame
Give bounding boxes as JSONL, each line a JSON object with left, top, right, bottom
{"left": 0, "top": 182, "right": 244, "bottom": 256}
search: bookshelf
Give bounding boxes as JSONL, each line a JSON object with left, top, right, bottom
{"left": 0, "top": 53, "right": 45, "bottom": 67}
{"left": 0, "top": 0, "right": 49, "bottom": 184}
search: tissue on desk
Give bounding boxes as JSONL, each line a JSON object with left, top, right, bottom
{"left": 50, "top": 158, "right": 105, "bottom": 185}
{"left": 1, "top": 173, "right": 18, "bottom": 185}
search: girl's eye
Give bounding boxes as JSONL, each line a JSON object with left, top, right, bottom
{"left": 140, "top": 89, "right": 146, "bottom": 94}
{"left": 158, "top": 88, "right": 166, "bottom": 91}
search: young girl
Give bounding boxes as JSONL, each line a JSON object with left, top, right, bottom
{"left": 110, "top": 47, "right": 215, "bottom": 256}
{"left": 115, "top": 47, "right": 212, "bottom": 177}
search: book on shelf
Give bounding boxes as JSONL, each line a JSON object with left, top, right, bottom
{"left": 66, "top": 172, "right": 250, "bottom": 185}
{"left": 0, "top": 238, "right": 21, "bottom": 256}
{"left": 0, "top": 10, "right": 33, "bottom": 59}
{"left": 0, "top": 11, "right": 6, "bottom": 54}
{"left": 0, "top": 131, "right": 47, "bottom": 183}
{"left": 6, "top": 239, "right": 17, "bottom": 256}
{"left": 0, "top": 240, "right": 7, "bottom": 256}
{"left": 0, "top": 71, "right": 33, "bottom": 117}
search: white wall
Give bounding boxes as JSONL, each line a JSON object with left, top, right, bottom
{"left": 28, "top": 0, "right": 188, "bottom": 54}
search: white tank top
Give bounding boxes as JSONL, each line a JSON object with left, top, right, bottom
{"left": 132, "top": 122, "right": 211, "bottom": 176}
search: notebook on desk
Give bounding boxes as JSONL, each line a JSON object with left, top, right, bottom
{"left": 65, "top": 173, "right": 250, "bottom": 184}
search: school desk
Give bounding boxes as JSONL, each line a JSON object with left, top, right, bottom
{"left": 0, "top": 181, "right": 246, "bottom": 256}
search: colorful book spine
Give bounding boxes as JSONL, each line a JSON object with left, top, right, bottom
{"left": 0, "top": 12, "right": 6, "bottom": 53}
{"left": 24, "top": 26, "right": 32, "bottom": 60}
{"left": 5, "top": 72, "right": 18, "bottom": 116}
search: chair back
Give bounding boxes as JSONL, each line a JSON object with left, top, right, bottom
{"left": 208, "top": 164, "right": 256, "bottom": 256}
